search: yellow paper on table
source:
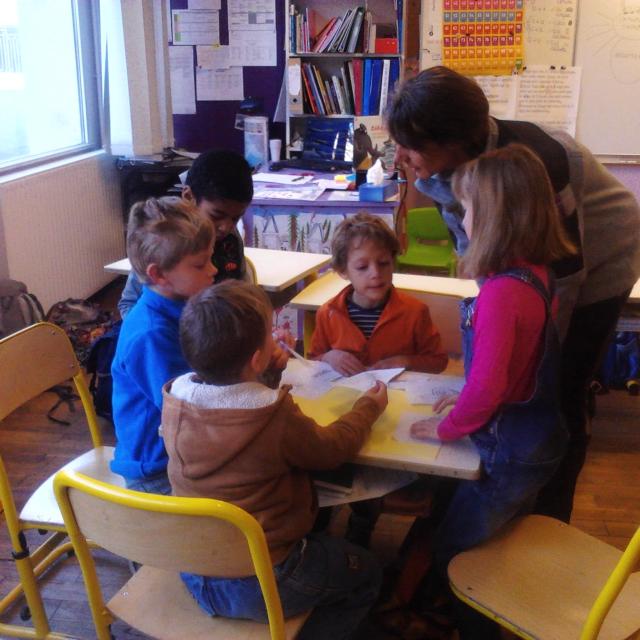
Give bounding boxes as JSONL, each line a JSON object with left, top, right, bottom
{"left": 293, "top": 387, "right": 440, "bottom": 470}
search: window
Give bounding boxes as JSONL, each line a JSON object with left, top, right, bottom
{"left": 0, "top": 0, "right": 100, "bottom": 173}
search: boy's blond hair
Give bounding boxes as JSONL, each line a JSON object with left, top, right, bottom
{"left": 127, "top": 196, "right": 214, "bottom": 283}
{"left": 452, "top": 144, "right": 576, "bottom": 279}
{"left": 331, "top": 212, "right": 400, "bottom": 272}
{"left": 180, "top": 281, "right": 273, "bottom": 384}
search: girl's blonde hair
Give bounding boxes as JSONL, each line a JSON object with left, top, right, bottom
{"left": 127, "top": 196, "right": 214, "bottom": 282}
{"left": 452, "top": 144, "right": 576, "bottom": 278}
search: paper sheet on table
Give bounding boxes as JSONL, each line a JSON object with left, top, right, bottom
{"left": 327, "top": 190, "right": 360, "bottom": 201}
{"left": 281, "top": 358, "right": 342, "bottom": 399}
{"left": 333, "top": 368, "right": 405, "bottom": 392}
{"left": 314, "top": 179, "right": 349, "bottom": 190}
{"left": 316, "top": 466, "right": 418, "bottom": 507}
{"left": 253, "top": 187, "right": 324, "bottom": 201}
{"left": 403, "top": 374, "right": 465, "bottom": 405}
{"left": 252, "top": 173, "right": 313, "bottom": 185}
{"left": 394, "top": 412, "right": 443, "bottom": 448}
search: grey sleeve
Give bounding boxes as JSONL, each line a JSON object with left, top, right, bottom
{"left": 117, "top": 271, "right": 143, "bottom": 318}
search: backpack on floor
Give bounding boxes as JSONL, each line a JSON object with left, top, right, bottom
{"left": 85, "top": 320, "right": 121, "bottom": 421}
{"left": 45, "top": 298, "right": 114, "bottom": 365}
{"left": 0, "top": 279, "right": 45, "bottom": 339}
{"left": 593, "top": 331, "right": 640, "bottom": 395}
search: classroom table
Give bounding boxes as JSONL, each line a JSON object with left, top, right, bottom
{"left": 103, "top": 247, "right": 332, "bottom": 293}
{"left": 293, "top": 382, "right": 481, "bottom": 480}
{"left": 289, "top": 270, "right": 479, "bottom": 356}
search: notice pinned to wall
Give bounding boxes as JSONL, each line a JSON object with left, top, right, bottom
{"left": 172, "top": 9, "right": 220, "bottom": 45}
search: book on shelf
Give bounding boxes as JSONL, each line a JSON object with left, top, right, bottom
{"left": 297, "top": 57, "right": 399, "bottom": 117}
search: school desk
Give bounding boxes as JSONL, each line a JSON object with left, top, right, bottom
{"left": 288, "top": 270, "right": 479, "bottom": 356}
{"left": 246, "top": 171, "right": 397, "bottom": 254}
{"left": 293, "top": 385, "right": 481, "bottom": 480}
{"left": 103, "top": 248, "right": 331, "bottom": 293}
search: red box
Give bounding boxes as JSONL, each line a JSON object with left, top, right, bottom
{"left": 374, "top": 38, "right": 399, "bottom": 54}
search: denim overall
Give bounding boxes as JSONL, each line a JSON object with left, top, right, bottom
{"left": 434, "top": 268, "right": 568, "bottom": 574}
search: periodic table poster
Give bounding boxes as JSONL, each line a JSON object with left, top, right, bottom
{"left": 442, "top": 0, "right": 524, "bottom": 75}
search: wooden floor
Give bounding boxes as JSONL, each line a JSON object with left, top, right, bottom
{"left": 0, "top": 283, "right": 638, "bottom": 638}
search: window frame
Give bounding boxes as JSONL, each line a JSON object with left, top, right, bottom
{"left": 0, "top": 0, "right": 101, "bottom": 176}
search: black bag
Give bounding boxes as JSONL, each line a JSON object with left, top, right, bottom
{"left": 0, "top": 279, "right": 45, "bottom": 339}
{"left": 85, "top": 320, "right": 121, "bottom": 420}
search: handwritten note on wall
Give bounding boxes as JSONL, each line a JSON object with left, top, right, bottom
{"left": 524, "top": 0, "right": 577, "bottom": 67}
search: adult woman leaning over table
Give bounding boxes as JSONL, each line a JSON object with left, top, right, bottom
{"left": 386, "top": 65, "right": 640, "bottom": 524}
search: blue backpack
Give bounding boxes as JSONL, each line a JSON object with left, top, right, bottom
{"left": 594, "top": 331, "right": 640, "bottom": 395}
{"left": 85, "top": 320, "right": 122, "bottom": 420}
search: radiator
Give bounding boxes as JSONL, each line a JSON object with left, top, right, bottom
{"left": 0, "top": 153, "right": 125, "bottom": 312}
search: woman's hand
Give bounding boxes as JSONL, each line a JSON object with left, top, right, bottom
{"left": 362, "top": 381, "right": 388, "bottom": 412}
{"left": 321, "top": 350, "right": 366, "bottom": 376}
{"left": 433, "top": 393, "right": 459, "bottom": 414}
{"left": 410, "top": 417, "right": 441, "bottom": 441}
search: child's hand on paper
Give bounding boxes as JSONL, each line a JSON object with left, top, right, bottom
{"left": 410, "top": 417, "right": 442, "bottom": 441}
{"left": 273, "top": 328, "right": 296, "bottom": 349}
{"left": 321, "top": 349, "right": 366, "bottom": 376}
{"left": 433, "top": 393, "right": 460, "bottom": 413}
{"left": 269, "top": 340, "right": 290, "bottom": 371}
{"left": 362, "top": 380, "right": 388, "bottom": 412}
{"left": 369, "top": 355, "right": 410, "bottom": 370}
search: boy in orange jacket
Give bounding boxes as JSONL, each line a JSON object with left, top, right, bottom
{"left": 309, "top": 212, "right": 448, "bottom": 376}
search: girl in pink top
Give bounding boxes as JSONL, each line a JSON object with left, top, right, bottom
{"left": 410, "top": 144, "right": 576, "bottom": 640}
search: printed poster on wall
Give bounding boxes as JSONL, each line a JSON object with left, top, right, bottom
{"left": 441, "top": 0, "right": 525, "bottom": 75}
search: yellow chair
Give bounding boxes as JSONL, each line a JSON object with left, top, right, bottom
{"left": 53, "top": 469, "right": 311, "bottom": 640}
{"left": 448, "top": 515, "right": 640, "bottom": 640}
{"left": 0, "top": 322, "right": 124, "bottom": 639}
{"left": 397, "top": 207, "right": 457, "bottom": 277}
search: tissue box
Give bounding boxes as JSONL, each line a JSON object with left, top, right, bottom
{"left": 358, "top": 180, "right": 398, "bottom": 202}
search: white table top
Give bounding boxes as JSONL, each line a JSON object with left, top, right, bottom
{"left": 104, "top": 247, "right": 332, "bottom": 293}
{"left": 288, "top": 270, "right": 479, "bottom": 311}
{"left": 294, "top": 385, "right": 481, "bottom": 480}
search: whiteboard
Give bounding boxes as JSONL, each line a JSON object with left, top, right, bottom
{"left": 574, "top": 0, "right": 640, "bottom": 158}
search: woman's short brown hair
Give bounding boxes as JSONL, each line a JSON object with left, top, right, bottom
{"left": 331, "top": 212, "right": 400, "bottom": 272}
{"left": 126, "top": 196, "right": 214, "bottom": 282}
{"left": 180, "top": 281, "right": 273, "bottom": 385}
{"left": 452, "top": 143, "right": 576, "bottom": 278}
{"left": 386, "top": 66, "right": 490, "bottom": 158}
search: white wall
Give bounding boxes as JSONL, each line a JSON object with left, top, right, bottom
{"left": 0, "top": 152, "right": 124, "bottom": 310}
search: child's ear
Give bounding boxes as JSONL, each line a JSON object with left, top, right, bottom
{"left": 146, "top": 263, "right": 167, "bottom": 286}
{"left": 337, "top": 269, "right": 349, "bottom": 281}
{"left": 182, "top": 185, "right": 195, "bottom": 204}
{"left": 249, "top": 348, "right": 265, "bottom": 375}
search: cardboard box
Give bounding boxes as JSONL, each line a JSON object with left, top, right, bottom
{"left": 359, "top": 180, "right": 398, "bottom": 202}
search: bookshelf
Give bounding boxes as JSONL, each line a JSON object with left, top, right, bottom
{"left": 284, "top": 0, "right": 407, "bottom": 169}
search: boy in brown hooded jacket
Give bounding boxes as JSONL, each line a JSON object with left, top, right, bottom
{"left": 161, "top": 281, "right": 387, "bottom": 639}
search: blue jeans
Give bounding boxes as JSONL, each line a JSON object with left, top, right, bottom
{"left": 125, "top": 471, "right": 172, "bottom": 495}
{"left": 182, "top": 533, "right": 382, "bottom": 639}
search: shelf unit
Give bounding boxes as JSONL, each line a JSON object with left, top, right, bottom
{"left": 284, "top": 0, "right": 408, "bottom": 168}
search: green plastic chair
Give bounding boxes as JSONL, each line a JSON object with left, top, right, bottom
{"left": 397, "top": 207, "right": 457, "bottom": 276}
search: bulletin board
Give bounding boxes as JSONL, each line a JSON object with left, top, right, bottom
{"left": 574, "top": 0, "right": 640, "bottom": 159}
{"left": 169, "top": 0, "right": 286, "bottom": 154}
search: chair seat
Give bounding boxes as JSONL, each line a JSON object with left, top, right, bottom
{"left": 448, "top": 515, "right": 640, "bottom": 640}
{"left": 109, "top": 565, "right": 311, "bottom": 640}
{"left": 20, "top": 446, "right": 124, "bottom": 527}
{"left": 397, "top": 245, "right": 456, "bottom": 269}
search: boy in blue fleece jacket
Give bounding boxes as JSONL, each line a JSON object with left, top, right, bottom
{"left": 110, "top": 196, "right": 216, "bottom": 494}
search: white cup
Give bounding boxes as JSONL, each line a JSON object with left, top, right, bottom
{"left": 269, "top": 139, "right": 282, "bottom": 162}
